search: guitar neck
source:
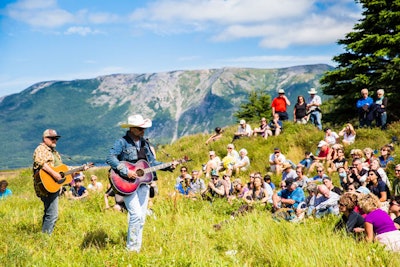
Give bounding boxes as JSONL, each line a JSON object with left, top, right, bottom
{"left": 63, "top": 166, "right": 86, "bottom": 176}
{"left": 145, "top": 162, "right": 174, "bottom": 173}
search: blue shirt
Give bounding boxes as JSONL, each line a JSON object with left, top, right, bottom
{"left": 356, "top": 97, "right": 373, "bottom": 109}
{"left": 0, "top": 188, "right": 12, "bottom": 199}
{"left": 175, "top": 183, "right": 192, "bottom": 195}
{"left": 379, "top": 155, "right": 394, "bottom": 168}
{"left": 278, "top": 187, "right": 305, "bottom": 209}
{"left": 312, "top": 174, "right": 328, "bottom": 183}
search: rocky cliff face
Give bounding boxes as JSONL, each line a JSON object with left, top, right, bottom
{"left": 0, "top": 64, "right": 332, "bottom": 169}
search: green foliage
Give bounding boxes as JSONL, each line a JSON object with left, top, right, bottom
{"left": 2, "top": 121, "right": 400, "bottom": 266}
{"left": 233, "top": 90, "right": 272, "bottom": 124}
{"left": 320, "top": 0, "right": 400, "bottom": 123}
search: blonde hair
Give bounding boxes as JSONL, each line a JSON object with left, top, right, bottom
{"left": 352, "top": 149, "right": 364, "bottom": 158}
{"left": 363, "top": 147, "right": 374, "bottom": 155}
{"left": 358, "top": 193, "right": 381, "bottom": 213}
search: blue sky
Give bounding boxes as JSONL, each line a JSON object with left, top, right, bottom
{"left": 0, "top": 0, "right": 362, "bottom": 97}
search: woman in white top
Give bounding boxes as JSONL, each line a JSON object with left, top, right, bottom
{"left": 339, "top": 123, "right": 356, "bottom": 145}
{"left": 233, "top": 148, "right": 250, "bottom": 175}
{"left": 87, "top": 175, "right": 103, "bottom": 192}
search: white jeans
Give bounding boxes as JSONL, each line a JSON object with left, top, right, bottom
{"left": 124, "top": 184, "right": 150, "bottom": 252}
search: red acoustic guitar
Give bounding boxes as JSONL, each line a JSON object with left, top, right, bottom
{"left": 110, "top": 158, "right": 188, "bottom": 195}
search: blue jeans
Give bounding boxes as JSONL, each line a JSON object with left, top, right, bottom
{"left": 309, "top": 111, "right": 322, "bottom": 130}
{"left": 40, "top": 192, "right": 59, "bottom": 234}
{"left": 124, "top": 184, "right": 150, "bottom": 252}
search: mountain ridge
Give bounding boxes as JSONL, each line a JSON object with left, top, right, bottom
{"left": 0, "top": 64, "right": 333, "bottom": 169}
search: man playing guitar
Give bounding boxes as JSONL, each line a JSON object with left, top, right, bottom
{"left": 32, "top": 129, "right": 65, "bottom": 234}
{"left": 106, "top": 114, "right": 178, "bottom": 253}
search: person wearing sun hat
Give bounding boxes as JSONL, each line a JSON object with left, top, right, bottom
{"left": 32, "top": 128, "right": 64, "bottom": 234}
{"left": 306, "top": 87, "right": 322, "bottom": 130}
{"left": 106, "top": 114, "right": 178, "bottom": 253}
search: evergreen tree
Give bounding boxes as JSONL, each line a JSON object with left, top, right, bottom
{"left": 234, "top": 90, "right": 272, "bottom": 123}
{"left": 320, "top": 0, "right": 400, "bottom": 124}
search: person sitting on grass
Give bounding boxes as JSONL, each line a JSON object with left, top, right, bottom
{"left": 334, "top": 192, "right": 365, "bottom": 235}
{"left": 268, "top": 113, "right": 283, "bottom": 137}
{"left": 205, "top": 127, "right": 223, "bottom": 145}
{"left": 232, "top": 119, "right": 252, "bottom": 142}
{"left": 0, "top": 180, "right": 12, "bottom": 199}
{"left": 69, "top": 178, "right": 89, "bottom": 200}
{"left": 328, "top": 147, "right": 348, "bottom": 175}
{"left": 324, "top": 127, "right": 339, "bottom": 146}
{"left": 366, "top": 169, "right": 391, "bottom": 212}
{"left": 311, "top": 166, "right": 329, "bottom": 183}
{"left": 322, "top": 177, "right": 343, "bottom": 195}
{"left": 87, "top": 175, "right": 103, "bottom": 192}
{"left": 272, "top": 178, "right": 305, "bottom": 213}
{"left": 232, "top": 148, "right": 250, "bottom": 176}
{"left": 263, "top": 174, "right": 276, "bottom": 190}
{"left": 228, "top": 178, "right": 249, "bottom": 203}
{"left": 202, "top": 170, "right": 225, "bottom": 200}
{"left": 243, "top": 175, "right": 271, "bottom": 206}
{"left": 378, "top": 145, "right": 394, "bottom": 170}
{"left": 298, "top": 151, "right": 314, "bottom": 169}
{"left": 308, "top": 140, "right": 331, "bottom": 174}
{"left": 253, "top": 117, "right": 271, "bottom": 139}
{"left": 269, "top": 147, "right": 286, "bottom": 175}
{"left": 358, "top": 193, "right": 400, "bottom": 252}
{"left": 175, "top": 176, "right": 192, "bottom": 196}
{"left": 312, "top": 184, "right": 340, "bottom": 218}
{"left": 338, "top": 123, "right": 356, "bottom": 145}
{"left": 294, "top": 166, "right": 310, "bottom": 190}
{"left": 189, "top": 170, "right": 207, "bottom": 197}
{"left": 281, "top": 162, "right": 297, "bottom": 181}
{"left": 204, "top": 151, "right": 221, "bottom": 178}
{"left": 104, "top": 185, "right": 127, "bottom": 212}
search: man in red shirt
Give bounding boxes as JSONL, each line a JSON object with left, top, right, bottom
{"left": 271, "top": 89, "right": 291, "bottom": 121}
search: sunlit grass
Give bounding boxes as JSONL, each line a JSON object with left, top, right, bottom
{"left": 2, "top": 122, "right": 400, "bottom": 266}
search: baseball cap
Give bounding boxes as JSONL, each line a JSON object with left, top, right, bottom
{"left": 43, "top": 129, "right": 61, "bottom": 138}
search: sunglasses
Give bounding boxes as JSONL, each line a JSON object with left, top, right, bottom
{"left": 211, "top": 177, "right": 218, "bottom": 180}
{"left": 181, "top": 170, "right": 187, "bottom": 172}
{"left": 390, "top": 202, "right": 399, "bottom": 206}
{"left": 134, "top": 127, "right": 145, "bottom": 131}
{"left": 317, "top": 170, "right": 323, "bottom": 172}
{"left": 395, "top": 170, "right": 400, "bottom": 173}
{"left": 46, "top": 136, "right": 59, "bottom": 141}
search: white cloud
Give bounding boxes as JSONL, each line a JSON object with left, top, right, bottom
{"left": 5, "top": 0, "right": 121, "bottom": 28}
{"left": 6, "top": 0, "right": 74, "bottom": 28}
{"left": 130, "top": 0, "right": 361, "bottom": 48}
{"left": 64, "top": 26, "right": 101, "bottom": 36}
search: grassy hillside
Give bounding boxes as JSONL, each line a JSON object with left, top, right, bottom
{"left": 1, "top": 122, "right": 400, "bottom": 266}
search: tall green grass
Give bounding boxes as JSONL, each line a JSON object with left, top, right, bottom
{"left": 1, "top": 122, "right": 400, "bottom": 266}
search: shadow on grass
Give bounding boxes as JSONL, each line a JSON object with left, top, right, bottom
{"left": 80, "top": 229, "right": 117, "bottom": 249}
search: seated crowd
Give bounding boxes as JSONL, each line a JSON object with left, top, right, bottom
{"left": 180, "top": 119, "right": 400, "bottom": 252}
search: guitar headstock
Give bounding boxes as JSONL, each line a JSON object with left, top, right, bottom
{"left": 178, "top": 156, "right": 191, "bottom": 164}
{"left": 83, "top": 162, "right": 94, "bottom": 171}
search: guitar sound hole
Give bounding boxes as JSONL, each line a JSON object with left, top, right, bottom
{"left": 136, "top": 169, "right": 144, "bottom": 177}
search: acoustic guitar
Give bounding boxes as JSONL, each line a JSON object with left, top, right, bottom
{"left": 36, "top": 163, "right": 93, "bottom": 193}
{"left": 110, "top": 158, "right": 189, "bottom": 195}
